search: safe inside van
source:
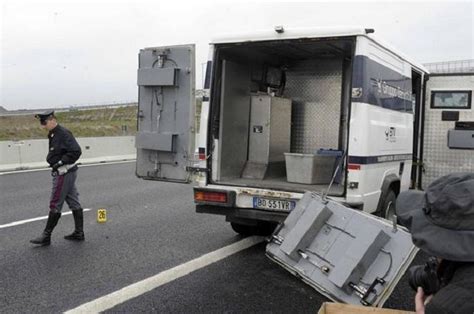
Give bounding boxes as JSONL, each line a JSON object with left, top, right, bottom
{"left": 135, "top": 26, "right": 428, "bottom": 235}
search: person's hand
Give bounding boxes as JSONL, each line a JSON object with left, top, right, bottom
{"left": 51, "top": 160, "right": 63, "bottom": 171}
{"left": 415, "top": 287, "right": 433, "bottom": 314}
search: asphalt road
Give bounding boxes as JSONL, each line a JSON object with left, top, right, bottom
{"left": 0, "top": 162, "right": 424, "bottom": 313}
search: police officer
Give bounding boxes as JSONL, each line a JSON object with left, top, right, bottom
{"left": 30, "top": 110, "right": 85, "bottom": 245}
{"left": 396, "top": 173, "right": 474, "bottom": 314}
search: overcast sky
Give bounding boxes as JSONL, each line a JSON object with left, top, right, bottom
{"left": 1, "top": 0, "right": 473, "bottom": 110}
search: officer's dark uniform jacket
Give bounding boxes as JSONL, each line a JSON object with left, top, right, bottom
{"left": 47, "top": 124, "right": 81, "bottom": 172}
{"left": 425, "top": 263, "right": 474, "bottom": 314}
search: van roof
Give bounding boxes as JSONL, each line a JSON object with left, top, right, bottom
{"left": 211, "top": 26, "right": 429, "bottom": 74}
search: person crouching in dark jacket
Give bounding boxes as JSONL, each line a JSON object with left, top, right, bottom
{"left": 396, "top": 173, "right": 474, "bottom": 314}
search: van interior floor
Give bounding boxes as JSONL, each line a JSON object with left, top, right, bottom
{"left": 216, "top": 177, "right": 345, "bottom": 196}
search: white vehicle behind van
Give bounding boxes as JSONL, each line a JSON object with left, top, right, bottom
{"left": 420, "top": 60, "right": 474, "bottom": 189}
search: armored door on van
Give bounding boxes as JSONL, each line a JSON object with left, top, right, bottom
{"left": 136, "top": 45, "right": 196, "bottom": 183}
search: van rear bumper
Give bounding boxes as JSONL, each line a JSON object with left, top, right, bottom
{"left": 196, "top": 205, "right": 288, "bottom": 223}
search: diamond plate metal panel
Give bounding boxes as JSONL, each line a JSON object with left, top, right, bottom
{"left": 269, "top": 96, "right": 292, "bottom": 162}
{"left": 422, "top": 75, "right": 474, "bottom": 189}
{"left": 219, "top": 60, "right": 251, "bottom": 179}
{"left": 284, "top": 59, "right": 343, "bottom": 153}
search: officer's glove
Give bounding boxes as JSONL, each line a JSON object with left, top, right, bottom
{"left": 51, "top": 160, "right": 64, "bottom": 172}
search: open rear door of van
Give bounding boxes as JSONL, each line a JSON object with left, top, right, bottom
{"left": 266, "top": 192, "right": 418, "bottom": 307}
{"left": 136, "top": 45, "right": 195, "bottom": 183}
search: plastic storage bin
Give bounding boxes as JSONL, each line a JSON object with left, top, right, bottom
{"left": 284, "top": 152, "right": 337, "bottom": 184}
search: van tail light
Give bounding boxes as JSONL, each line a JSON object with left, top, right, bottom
{"left": 348, "top": 164, "right": 361, "bottom": 170}
{"left": 198, "top": 147, "right": 206, "bottom": 160}
{"left": 194, "top": 191, "right": 227, "bottom": 203}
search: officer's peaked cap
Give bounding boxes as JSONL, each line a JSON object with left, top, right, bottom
{"left": 34, "top": 110, "right": 55, "bottom": 120}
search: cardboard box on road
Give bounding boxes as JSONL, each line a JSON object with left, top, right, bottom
{"left": 318, "top": 302, "right": 414, "bottom": 314}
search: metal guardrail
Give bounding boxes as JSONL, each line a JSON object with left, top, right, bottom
{"left": 0, "top": 136, "right": 136, "bottom": 172}
{"left": 424, "top": 59, "right": 474, "bottom": 74}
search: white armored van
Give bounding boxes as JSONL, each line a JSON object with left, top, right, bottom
{"left": 135, "top": 27, "right": 428, "bottom": 235}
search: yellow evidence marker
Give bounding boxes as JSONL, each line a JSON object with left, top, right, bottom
{"left": 97, "top": 208, "right": 107, "bottom": 223}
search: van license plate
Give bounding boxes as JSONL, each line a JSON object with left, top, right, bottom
{"left": 253, "top": 197, "right": 296, "bottom": 211}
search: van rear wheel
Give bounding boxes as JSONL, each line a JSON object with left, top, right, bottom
{"left": 381, "top": 190, "right": 397, "bottom": 221}
{"left": 230, "top": 221, "right": 277, "bottom": 236}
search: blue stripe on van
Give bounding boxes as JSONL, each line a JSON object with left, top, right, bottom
{"left": 348, "top": 154, "right": 412, "bottom": 164}
{"left": 352, "top": 55, "right": 412, "bottom": 112}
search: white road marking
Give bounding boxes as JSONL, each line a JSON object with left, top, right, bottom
{"left": 65, "top": 236, "right": 264, "bottom": 313}
{"left": 0, "top": 160, "right": 135, "bottom": 176}
{"left": 0, "top": 208, "right": 92, "bottom": 229}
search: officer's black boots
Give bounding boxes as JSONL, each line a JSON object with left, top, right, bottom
{"left": 30, "top": 212, "right": 61, "bottom": 246}
{"left": 64, "top": 208, "right": 85, "bottom": 241}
